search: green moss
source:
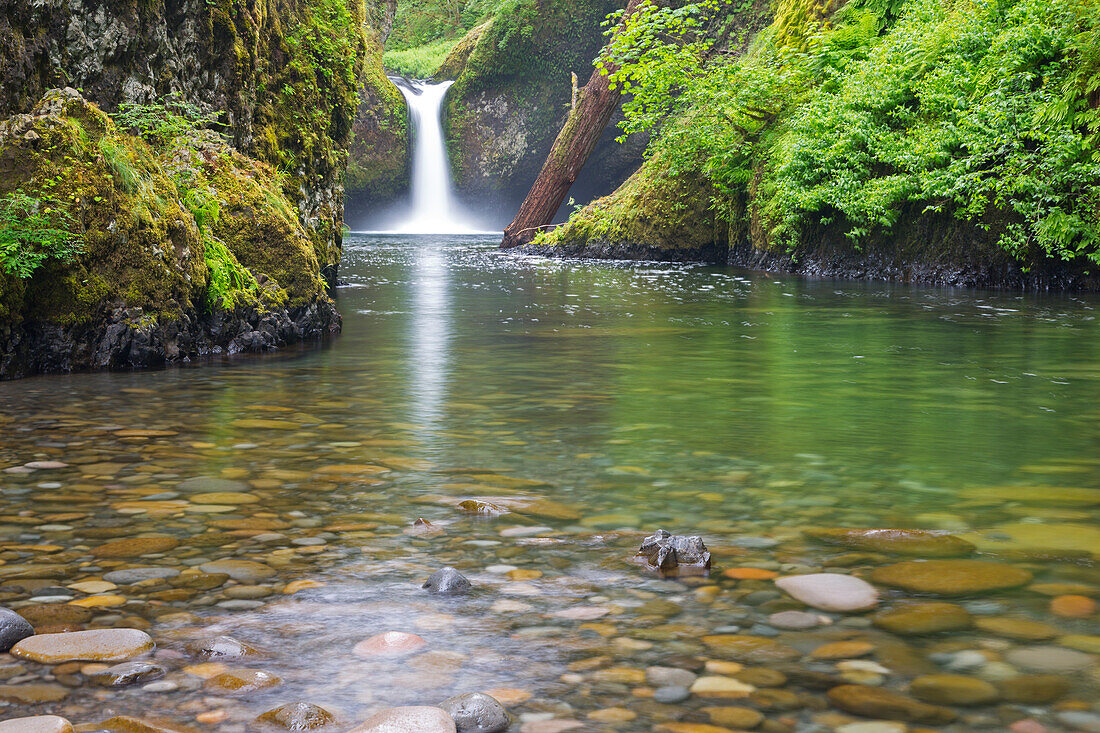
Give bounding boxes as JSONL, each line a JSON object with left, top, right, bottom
{"left": 0, "top": 89, "right": 334, "bottom": 335}
{"left": 434, "top": 21, "right": 490, "bottom": 80}
{"left": 538, "top": 154, "right": 731, "bottom": 252}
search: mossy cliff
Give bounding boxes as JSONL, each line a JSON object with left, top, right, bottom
{"left": 533, "top": 0, "right": 1100, "bottom": 290}
{"left": 0, "top": 0, "right": 385, "bottom": 281}
{"left": 0, "top": 89, "right": 340, "bottom": 379}
{"left": 443, "top": 0, "right": 647, "bottom": 218}
{"left": 346, "top": 8, "right": 410, "bottom": 219}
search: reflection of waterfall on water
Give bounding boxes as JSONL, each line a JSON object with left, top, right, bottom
{"left": 388, "top": 79, "right": 483, "bottom": 234}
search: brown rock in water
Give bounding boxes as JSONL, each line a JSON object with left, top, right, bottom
{"left": 87, "top": 716, "right": 203, "bottom": 732}
{"left": 998, "top": 674, "right": 1071, "bottom": 703}
{"left": 92, "top": 537, "right": 179, "bottom": 558}
{"left": 0, "top": 683, "right": 70, "bottom": 704}
{"left": 458, "top": 500, "right": 509, "bottom": 516}
{"left": 256, "top": 702, "right": 336, "bottom": 730}
{"left": 11, "top": 629, "right": 154, "bottom": 663}
{"left": 871, "top": 560, "right": 1032, "bottom": 595}
{"left": 908, "top": 674, "right": 1000, "bottom": 705}
{"left": 827, "top": 684, "right": 957, "bottom": 724}
{"left": 973, "top": 616, "right": 1060, "bottom": 640}
{"left": 14, "top": 604, "right": 93, "bottom": 628}
{"left": 805, "top": 528, "right": 975, "bottom": 557}
{"left": 872, "top": 602, "right": 972, "bottom": 635}
{"left": 204, "top": 668, "right": 282, "bottom": 693}
{"left": 170, "top": 572, "right": 230, "bottom": 590}
{"left": 701, "top": 635, "right": 801, "bottom": 663}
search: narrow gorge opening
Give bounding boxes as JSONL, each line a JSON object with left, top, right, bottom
{"left": 356, "top": 79, "right": 490, "bottom": 234}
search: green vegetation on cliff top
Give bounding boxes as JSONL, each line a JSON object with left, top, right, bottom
{"left": 544, "top": 0, "right": 1100, "bottom": 272}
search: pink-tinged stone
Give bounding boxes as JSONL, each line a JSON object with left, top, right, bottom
{"left": 0, "top": 716, "right": 73, "bottom": 733}
{"left": 775, "top": 573, "right": 878, "bottom": 613}
{"left": 1009, "top": 720, "right": 1047, "bottom": 733}
{"left": 346, "top": 706, "right": 455, "bottom": 732}
{"left": 352, "top": 632, "right": 427, "bottom": 658}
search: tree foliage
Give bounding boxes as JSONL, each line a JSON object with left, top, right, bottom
{"left": 0, "top": 192, "right": 82, "bottom": 278}
{"left": 593, "top": 0, "right": 1100, "bottom": 267}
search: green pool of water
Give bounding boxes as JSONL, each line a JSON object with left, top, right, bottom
{"left": 0, "top": 234, "right": 1097, "bottom": 731}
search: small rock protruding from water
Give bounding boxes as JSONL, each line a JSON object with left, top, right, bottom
{"left": 257, "top": 702, "right": 337, "bottom": 730}
{"left": 633, "top": 529, "right": 711, "bottom": 575}
{"left": 0, "top": 607, "right": 35, "bottom": 652}
{"left": 352, "top": 631, "right": 428, "bottom": 658}
{"left": 423, "top": 567, "right": 472, "bottom": 595}
{"left": 438, "top": 692, "right": 510, "bottom": 733}
{"left": 88, "top": 661, "right": 167, "bottom": 687}
{"left": 185, "top": 635, "right": 266, "bottom": 660}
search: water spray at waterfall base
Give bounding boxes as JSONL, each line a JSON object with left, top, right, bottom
{"left": 365, "top": 78, "right": 489, "bottom": 235}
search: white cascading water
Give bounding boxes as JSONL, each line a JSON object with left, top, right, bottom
{"left": 391, "top": 79, "right": 476, "bottom": 234}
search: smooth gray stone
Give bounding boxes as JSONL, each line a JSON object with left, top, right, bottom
{"left": 653, "top": 686, "right": 691, "bottom": 703}
{"left": 423, "top": 567, "right": 472, "bottom": 595}
{"left": 103, "top": 567, "right": 180, "bottom": 584}
{"left": 438, "top": 692, "right": 509, "bottom": 733}
{"left": 0, "top": 608, "right": 34, "bottom": 652}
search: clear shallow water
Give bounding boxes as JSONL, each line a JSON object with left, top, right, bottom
{"left": 0, "top": 234, "right": 1098, "bottom": 730}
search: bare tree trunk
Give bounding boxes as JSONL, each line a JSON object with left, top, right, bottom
{"left": 501, "top": 0, "right": 644, "bottom": 249}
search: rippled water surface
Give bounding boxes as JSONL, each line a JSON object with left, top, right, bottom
{"left": 1, "top": 234, "right": 1099, "bottom": 731}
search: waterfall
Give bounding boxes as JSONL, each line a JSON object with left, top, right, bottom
{"left": 391, "top": 78, "right": 477, "bottom": 234}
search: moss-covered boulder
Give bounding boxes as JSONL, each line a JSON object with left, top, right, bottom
{"left": 0, "top": 0, "right": 387, "bottom": 280}
{"left": 529, "top": 154, "right": 733, "bottom": 262}
{"left": 0, "top": 89, "right": 339, "bottom": 379}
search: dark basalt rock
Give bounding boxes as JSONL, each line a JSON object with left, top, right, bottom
{"left": 88, "top": 661, "right": 167, "bottom": 687}
{"left": 438, "top": 692, "right": 510, "bottom": 733}
{"left": 0, "top": 608, "right": 34, "bottom": 652}
{"left": 634, "top": 529, "right": 711, "bottom": 576}
{"left": 423, "top": 567, "right": 472, "bottom": 595}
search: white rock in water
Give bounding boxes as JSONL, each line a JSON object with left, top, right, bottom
{"left": 775, "top": 573, "right": 878, "bottom": 612}
{"left": 346, "top": 706, "right": 456, "bottom": 733}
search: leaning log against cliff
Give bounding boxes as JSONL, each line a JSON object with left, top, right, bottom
{"left": 500, "top": 0, "right": 644, "bottom": 249}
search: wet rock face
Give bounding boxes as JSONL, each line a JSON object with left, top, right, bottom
{"left": 423, "top": 567, "right": 473, "bottom": 595}
{"left": 634, "top": 529, "right": 711, "bottom": 575}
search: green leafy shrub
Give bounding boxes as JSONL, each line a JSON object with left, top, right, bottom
{"left": 570, "top": 0, "right": 1100, "bottom": 268}
{"left": 762, "top": 0, "right": 1100, "bottom": 264}
{"left": 0, "top": 192, "right": 82, "bottom": 278}
{"left": 384, "top": 37, "right": 461, "bottom": 76}
{"left": 112, "top": 92, "right": 224, "bottom": 147}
